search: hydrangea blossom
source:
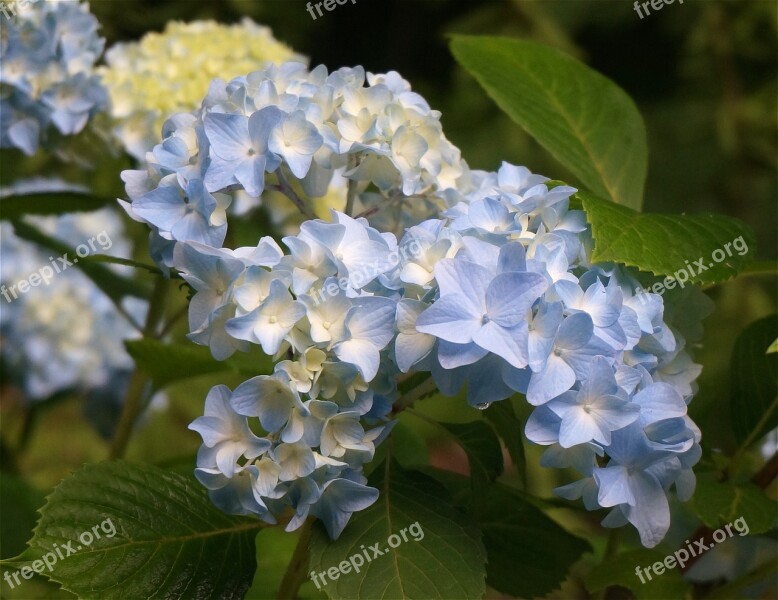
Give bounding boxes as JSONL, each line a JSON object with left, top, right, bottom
{"left": 0, "top": 1, "right": 107, "bottom": 156}
{"left": 120, "top": 62, "right": 467, "bottom": 266}
{"left": 0, "top": 205, "right": 143, "bottom": 400}
{"left": 125, "top": 63, "right": 709, "bottom": 545}
{"left": 99, "top": 19, "right": 305, "bottom": 159}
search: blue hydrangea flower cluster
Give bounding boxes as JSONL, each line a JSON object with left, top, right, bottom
{"left": 120, "top": 63, "right": 466, "bottom": 267}
{"left": 0, "top": 1, "right": 108, "bottom": 156}
{"left": 0, "top": 204, "right": 143, "bottom": 400}
{"left": 124, "top": 63, "right": 710, "bottom": 545}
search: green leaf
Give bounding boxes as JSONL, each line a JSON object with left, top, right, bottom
{"left": 767, "top": 338, "right": 778, "bottom": 354}
{"left": 9, "top": 219, "right": 149, "bottom": 302}
{"left": 439, "top": 420, "right": 503, "bottom": 503}
{"left": 3, "top": 461, "right": 263, "bottom": 599}
{"left": 688, "top": 474, "right": 777, "bottom": 534}
{"left": 450, "top": 35, "right": 647, "bottom": 210}
{"left": 308, "top": 461, "right": 487, "bottom": 599}
{"left": 483, "top": 400, "right": 526, "bottom": 483}
{"left": 586, "top": 548, "right": 690, "bottom": 600}
{"left": 0, "top": 474, "right": 45, "bottom": 559}
{"left": 478, "top": 483, "right": 590, "bottom": 598}
{"left": 125, "top": 338, "right": 274, "bottom": 390}
{"left": 364, "top": 466, "right": 588, "bottom": 599}
{"left": 580, "top": 191, "right": 756, "bottom": 284}
{"left": 1, "top": 192, "right": 114, "bottom": 220}
{"left": 730, "top": 315, "right": 778, "bottom": 445}
{"left": 389, "top": 417, "right": 429, "bottom": 469}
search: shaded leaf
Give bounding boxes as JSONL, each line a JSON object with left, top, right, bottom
{"left": 408, "top": 468, "right": 590, "bottom": 598}
{"left": 478, "top": 483, "right": 590, "bottom": 598}
{"left": 586, "top": 548, "right": 690, "bottom": 600}
{"left": 730, "top": 315, "right": 778, "bottom": 444}
{"left": 450, "top": 35, "right": 647, "bottom": 209}
{"left": 125, "top": 339, "right": 274, "bottom": 391}
{"left": 1, "top": 193, "right": 114, "bottom": 220}
{"left": 439, "top": 420, "right": 503, "bottom": 504}
{"left": 0, "top": 474, "right": 45, "bottom": 559}
{"left": 483, "top": 400, "right": 526, "bottom": 483}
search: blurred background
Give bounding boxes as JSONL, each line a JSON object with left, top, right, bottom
{"left": 1, "top": 1, "right": 775, "bottom": 598}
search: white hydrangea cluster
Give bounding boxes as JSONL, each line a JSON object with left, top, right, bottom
{"left": 0, "top": 0, "right": 107, "bottom": 156}
{"left": 0, "top": 208, "right": 143, "bottom": 400}
{"left": 99, "top": 18, "right": 305, "bottom": 159}
{"left": 124, "top": 62, "right": 709, "bottom": 545}
{"left": 120, "top": 63, "right": 467, "bottom": 267}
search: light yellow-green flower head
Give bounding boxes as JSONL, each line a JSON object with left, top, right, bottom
{"left": 100, "top": 18, "right": 306, "bottom": 159}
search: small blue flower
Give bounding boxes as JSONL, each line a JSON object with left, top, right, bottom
{"left": 189, "top": 385, "right": 271, "bottom": 477}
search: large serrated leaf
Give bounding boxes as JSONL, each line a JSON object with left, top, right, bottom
{"left": 439, "top": 420, "right": 503, "bottom": 493}
{"left": 688, "top": 475, "right": 777, "bottom": 534}
{"left": 730, "top": 315, "right": 778, "bottom": 445}
{"left": 412, "top": 468, "right": 590, "bottom": 598}
{"left": 580, "top": 191, "right": 756, "bottom": 284}
{"left": 308, "top": 461, "right": 486, "bottom": 599}
{"left": 450, "top": 35, "right": 647, "bottom": 210}
{"left": 477, "top": 483, "right": 590, "bottom": 598}
{"left": 125, "top": 338, "right": 274, "bottom": 390}
{"left": 2, "top": 461, "right": 263, "bottom": 599}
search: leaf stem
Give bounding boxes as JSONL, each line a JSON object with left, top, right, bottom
{"left": 277, "top": 519, "right": 313, "bottom": 600}
{"left": 108, "top": 278, "right": 170, "bottom": 460}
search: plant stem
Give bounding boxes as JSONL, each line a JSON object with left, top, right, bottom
{"left": 108, "top": 278, "right": 170, "bottom": 460}
{"left": 277, "top": 519, "right": 313, "bottom": 600}
{"left": 158, "top": 302, "right": 188, "bottom": 338}
{"left": 344, "top": 156, "right": 360, "bottom": 217}
{"left": 107, "top": 370, "right": 149, "bottom": 460}
{"left": 603, "top": 528, "right": 621, "bottom": 561}
{"left": 393, "top": 376, "right": 438, "bottom": 413}
{"left": 15, "top": 404, "right": 40, "bottom": 454}
{"left": 275, "top": 170, "right": 318, "bottom": 220}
